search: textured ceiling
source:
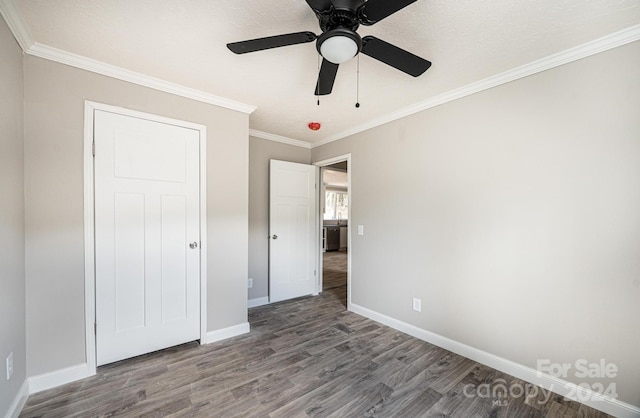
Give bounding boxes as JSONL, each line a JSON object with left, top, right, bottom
{"left": 11, "top": 0, "right": 640, "bottom": 144}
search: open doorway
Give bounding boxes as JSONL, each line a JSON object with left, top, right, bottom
{"left": 316, "top": 156, "right": 351, "bottom": 308}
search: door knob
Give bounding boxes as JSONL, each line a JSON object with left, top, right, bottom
{"left": 272, "top": 235, "right": 278, "bottom": 240}
{"left": 189, "top": 242, "right": 198, "bottom": 249}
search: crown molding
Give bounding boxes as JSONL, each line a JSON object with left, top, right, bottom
{"left": 0, "top": 0, "right": 33, "bottom": 50}
{"left": 2, "top": 0, "right": 638, "bottom": 141}
{"left": 27, "top": 43, "right": 257, "bottom": 114}
{"left": 0, "top": 0, "right": 256, "bottom": 114}
{"left": 250, "top": 129, "right": 311, "bottom": 149}
{"left": 311, "top": 23, "right": 640, "bottom": 148}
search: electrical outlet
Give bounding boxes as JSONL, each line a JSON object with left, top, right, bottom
{"left": 6, "top": 352, "right": 13, "bottom": 380}
{"left": 248, "top": 278, "right": 253, "bottom": 288}
{"left": 412, "top": 298, "right": 422, "bottom": 312}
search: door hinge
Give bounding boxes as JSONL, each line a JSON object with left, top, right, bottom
{"left": 94, "top": 322, "right": 97, "bottom": 335}
{"left": 92, "top": 141, "right": 95, "bottom": 157}
{"left": 314, "top": 270, "right": 317, "bottom": 276}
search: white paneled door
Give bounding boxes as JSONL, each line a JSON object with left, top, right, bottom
{"left": 269, "top": 160, "right": 318, "bottom": 303}
{"left": 94, "top": 110, "right": 201, "bottom": 366}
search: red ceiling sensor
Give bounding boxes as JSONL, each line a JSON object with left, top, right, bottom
{"left": 308, "top": 122, "right": 321, "bottom": 131}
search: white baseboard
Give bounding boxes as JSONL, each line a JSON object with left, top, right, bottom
{"left": 14, "top": 322, "right": 249, "bottom": 407}
{"left": 28, "top": 363, "right": 93, "bottom": 395}
{"left": 203, "top": 322, "right": 250, "bottom": 344}
{"left": 4, "top": 379, "right": 29, "bottom": 418}
{"left": 10, "top": 324, "right": 246, "bottom": 415}
{"left": 350, "top": 303, "right": 640, "bottom": 418}
{"left": 248, "top": 297, "right": 270, "bottom": 308}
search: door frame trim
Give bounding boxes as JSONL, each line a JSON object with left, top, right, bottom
{"left": 314, "top": 154, "right": 352, "bottom": 310}
{"left": 83, "top": 101, "right": 208, "bottom": 374}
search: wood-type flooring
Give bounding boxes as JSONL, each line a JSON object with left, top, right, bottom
{"left": 323, "top": 249, "right": 347, "bottom": 292}
{"left": 20, "top": 283, "right": 611, "bottom": 417}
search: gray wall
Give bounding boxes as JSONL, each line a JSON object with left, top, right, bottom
{"left": 248, "top": 137, "right": 310, "bottom": 301}
{"left": 0, "top": 16, "right": 26, "bottom": 417}
{"left": 23, "top": 55, "right": 249, "bottom": 377}
{"left": 312, "top": 41, "right": 640, "bottom": 406}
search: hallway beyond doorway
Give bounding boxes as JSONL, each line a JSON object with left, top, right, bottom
{"left": 323, "top": 249, "right": 347, "bottom": 291}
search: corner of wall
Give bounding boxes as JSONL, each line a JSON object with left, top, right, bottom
{"left": 4, "top": 380, "right": 28, "bottom": 418}
{"left": 203, "top": 322, "right": 250, "bottom": 345}
{"left": 0, "top": 10, "right": 27, "bottom": 418}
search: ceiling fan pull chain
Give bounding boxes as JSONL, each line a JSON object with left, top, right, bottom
{"left": 355, "top": 54, "right": 360, "bottom": 108}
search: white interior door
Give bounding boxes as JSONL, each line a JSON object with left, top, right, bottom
{"left": 94, "top": 110, "right": 201, "bottom": 366}
{"left": 269, "top": 160, "right": 318, "bottom": 303}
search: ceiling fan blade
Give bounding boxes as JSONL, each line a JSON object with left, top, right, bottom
{"left": 361, "top": 36, "right": 431, "bottom": 77}
{"left": 227, "top": 31, "right": 316, "bottom": 54}
{"left": 315, "top": 59, "right": 339, "bottom": 95}
{"left": 359, "top": 0, "right": 419, "bottom": 25}
{"left": 305, "top": 0, "right": 333, "bottom": 13}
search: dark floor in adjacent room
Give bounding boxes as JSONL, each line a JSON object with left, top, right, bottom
{"left": 323, "top": 249, "right": 347, "bottom": 293}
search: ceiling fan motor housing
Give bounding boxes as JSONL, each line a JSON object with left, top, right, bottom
{"left": 315, "top": 0, "right": 365, "bottom": 63}
{"left": 331, "top": 0, "right": 365, "bottom": 11}
{"left": 318, "top": 0, "right": 363, "bottom": 32}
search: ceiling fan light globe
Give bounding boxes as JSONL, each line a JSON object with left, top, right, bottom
{"left": 320, "top": 35, "right": 358, "bottom": 64}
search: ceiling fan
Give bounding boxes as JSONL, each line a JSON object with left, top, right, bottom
{"left": 227, "top": 0, "right": 432, "bottom": 96}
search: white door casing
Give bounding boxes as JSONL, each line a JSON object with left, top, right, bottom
{"left": 269, "top": 160, "right": 318, "bottom": 303}
{"left": 314, "top": 154, "right": 352, "bottom": 310}
{"left": 94, "top": 109, "right": 201, "bottom": 366}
